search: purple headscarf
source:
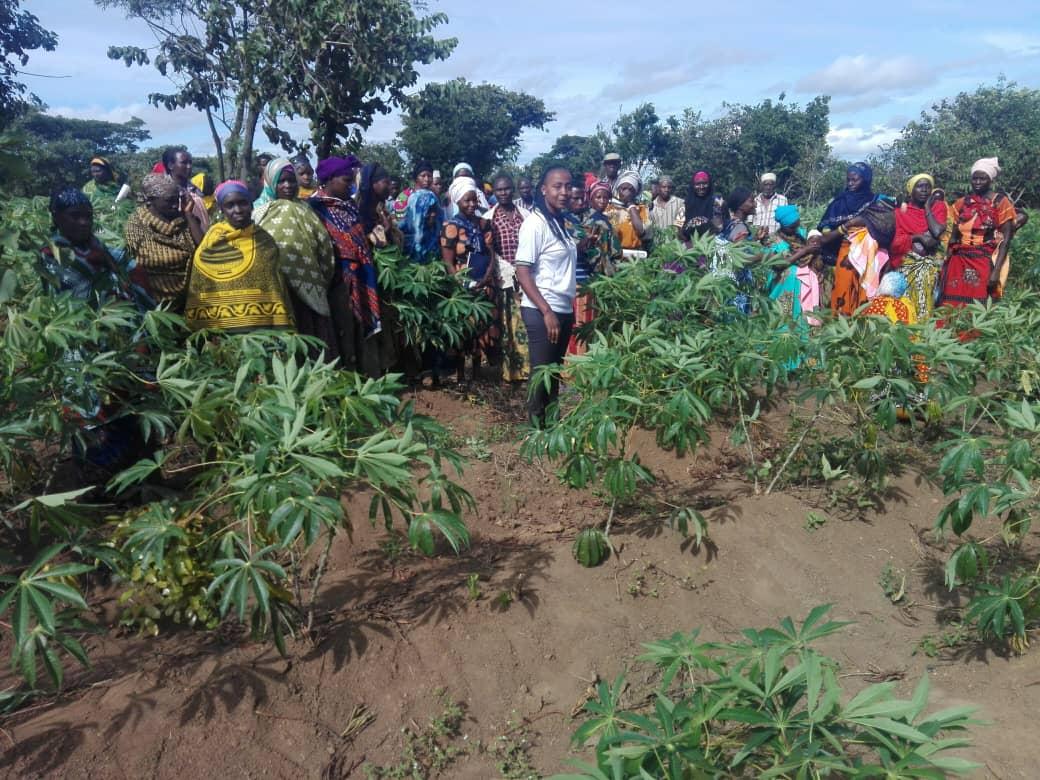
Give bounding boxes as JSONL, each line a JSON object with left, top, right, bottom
{"left": 316, "top": 156, "right": 361, "bottom": 184}
{"left": 214, "top": 179, "right": 250, "bottom": 205}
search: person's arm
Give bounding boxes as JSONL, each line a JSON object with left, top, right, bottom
{"left": 924, "top": 189, "right": 947, "bottom": 239}
{"left": 990, "top": 213, "right": 1015, "bottom": 293}
{"left": 182, "top": 198, "right": 205, "bottom": 245}
{"left": 440, "top": 224, "right": 457, "bottom": 275}
{"left": 628, "top": 204, "right": 646, "bottom": 237}
{"left": 515, "top": 265, "right": 560, "bottom": 343}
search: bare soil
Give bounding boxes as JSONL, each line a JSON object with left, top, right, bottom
{"left": 1, "top": 386, "right": 1037, "bottom": 779}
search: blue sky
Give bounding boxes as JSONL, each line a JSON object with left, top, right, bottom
{"left": 20, "top": 0, "right": 1040, "bottom": 164}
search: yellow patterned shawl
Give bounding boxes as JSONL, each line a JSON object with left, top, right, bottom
{"left": 185, "top": 221, "right": 294, "bottom": 332}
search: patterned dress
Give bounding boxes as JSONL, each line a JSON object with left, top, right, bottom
{"left": 487, "top": 204, "right": 529, "bottom": 381}
{"left": 940, "top": 193, "right": 1016, "bottom": 307}
{"left": 124, "top": 206, "right": 196, "bottom": 309}
{"left": 440, "top": 216, "right": 501, "bottom": 362}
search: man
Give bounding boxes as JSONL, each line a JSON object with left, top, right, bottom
{"left": 601, "top": 152, "right": 622, "bottom": 194}
{"left": 751, "top": 172, "right": 788, "bottom": 235}
{"left": 649, "top": 175, "right": 683, "bottom": 232}
{"left": 484, "top": 174, "right": 532, "bottom": 383}
{"left": 249, "top": 152, "right": 274, "bottom": 200}
{"left": 516, "top": 176, "right": 535, "bottom": 210}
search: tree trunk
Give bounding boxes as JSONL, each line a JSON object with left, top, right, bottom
{"left": 205, "top": 105, "right": 226, "bottom": 181}
{"left": 317, "top": 118, "right": 337, "bottom": 160}
{"left": 239, "top": 101, "right": 261, "bottom": 181}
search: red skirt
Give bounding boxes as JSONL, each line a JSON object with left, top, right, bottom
{"left": 939, "top": 248, "right": 991, "bottom": 307}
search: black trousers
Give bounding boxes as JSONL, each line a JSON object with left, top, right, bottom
{"left": 521, "top": 307, "right": 574, "bottom": 426}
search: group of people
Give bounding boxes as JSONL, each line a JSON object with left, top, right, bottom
{"left": 42, "top": 146, "right": 1026, "bottom": 427}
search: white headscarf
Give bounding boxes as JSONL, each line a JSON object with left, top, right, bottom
{"left": 761, "top": 172, "right": 777, "bottom": 183}
{"left": 448, "top": 177, "right": 479, "bottom": 209}
{"left": 615, "top": 170, "right": 642, "bottom": 197}
{"left": 452, "top": 162, "right": 473, "bottom": 178}
{"left": 971, "top": 157, "right": 1001, "bottom": 180}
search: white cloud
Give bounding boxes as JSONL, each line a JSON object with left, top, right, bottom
{"left": 981, "top": 31, "right": 1040, "bottom": 56}
{"left": 797, "top": 55, "right": 935, "bottom": 96}
{"left": 827, "top": 124, "right": 900, "bottom": 159}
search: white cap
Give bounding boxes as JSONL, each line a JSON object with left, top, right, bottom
{"left": 761, "top": 172, "right": 777, "bottom": 183}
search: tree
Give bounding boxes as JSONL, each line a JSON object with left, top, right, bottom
{"left": 398, "top": 79, "right": 554, "bottom": 178}
{"left": 100, "top": 0, "right": 456, "bottom": 179}
{"left": 529, "top": 133, "right": 608, "bottom": 181}
{"left": 339, "top": 140, "right": 407, "bottom": 180}
{"left": 659, "top": 96, "right": 831, "bottom": 199}
{"left": 0, "top": 0, "right": 57, "bottom": 127}
{"left": 610, "top": 103, "right": 675, "bottom": 179}
{"left": 4, "top": 110, "right": 151, "bottom": 195}
{"left": 881, "top": 79, "right": 1040, "bottom": 205}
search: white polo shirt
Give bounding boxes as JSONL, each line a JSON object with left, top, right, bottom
{"left": 515, "top": 210, "right": 576, "bottom": 315}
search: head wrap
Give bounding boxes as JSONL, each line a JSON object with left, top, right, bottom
{"left": 152, "top": 161, "right": 166, "bottom": 174}
{"left": 214, "top": 180, "right": 250, "bottom": 206}
{"left": 693, "top": 171, "right": 711, "bottom": 184}
{"left": 448, "top": 176, "right": 479, "bottom": 207}
{"left": 316, "top": 156, "right": 360, "bottom": 184}
{"left": 142, "top": 173, "right": 179, "bottom": 200}
{"left": 971, "top": 157, "right": 1000, "bottom": 181}
{"left": 658, "top": 175, "right": 673, "bottom": 187}
{"left": 587, "top": 180, "right": 611, "bottom": 199}
{"left": 904, "top": 173, "right": 934, "bottom": 195}
{"left": 761, "top": 172, "right": 777, "bottom": 183}
{"left": 807, "top": 229, "right": 823, "bottom": 240}
{"left": 878, "top": 271, "right": 908, "bottom": 299}
{"left": 432, "top": 169, "right": 442, "bottom": 182}
{"left": 774, "top": 204, "right": 800, "bottom": 227}
{"left": 90, "top": 156, "right": 117, "bottom": 181}
{"left": 847, "top": 161, "right": 873, "bottom": 189}
{"left": 49, "top": 187, "right": 91, "bottom": 214}
{"left": 405, "top": 189, "right": 443, "bottom": 262}
{"left": 411, "top": 160, "right": 433, "bottom": 180}
{"left": 291, "top": 153, "right": 312, "bottom": 169}
{"left": 452, "top": 162, "right": 474, "bottom": 178}
{"left": 254, "top": 157, "right": 294, "bottom": 207}
{"left": 726, "top": 187, "right": 753, "bottom": 215}
{"left": 615, "top": 170, "right": 642, "bottom": 196}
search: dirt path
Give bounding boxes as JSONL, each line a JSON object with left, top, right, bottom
{"left": 1, "top": 388, "right": 1036, "bottom": 778}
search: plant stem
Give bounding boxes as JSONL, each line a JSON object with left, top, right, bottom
{"left": 306, "top": 530, "right": 335, "bottom": 633}
{"left": 604, "top": 497, "right": 617, "bottom": 539}
{"left": 737, "top": 396, "right": 758, "bottom": 494}
{"left": 767, "top": 407, "right": 823, "bottom": 495}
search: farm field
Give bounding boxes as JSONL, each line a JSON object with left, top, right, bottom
{"left": 1, "top": 386, "right": 1037, "bottom": 779}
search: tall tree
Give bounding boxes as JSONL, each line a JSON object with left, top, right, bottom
{"left": 0, "top": 0, "right": 57, "bottom": 127}
{"left": 100, "top": 0, "right": 455, "bottom": 179}
{"left": 398, "top": 79, "right": 554, "bottom": 178}
{"left": 3, "top": 110, "right": 151, "bottom": 195}
{"left": 610, "top": 103, "right": 674, "bottom": 178}
{"left": 529, "top": 133, "right": 608, "bottom": 180}
{"left": 881, "top": 78, "right": 1040, "bottom": 205}
{"left": 660, "top": 96, "right": 831, "bottom": 198}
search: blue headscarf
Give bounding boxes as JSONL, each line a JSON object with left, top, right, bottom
{"left": 403, "top": 189, "right": 442, "bottom": 264}
{"left": 774, "top": 204, "right": 800, "bottom": 228}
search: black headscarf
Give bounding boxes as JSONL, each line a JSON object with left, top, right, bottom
{"left": 358, "top": 162, "right": 390, "bottom": 232}
{"left": 818, "top": 161, "right": 875, "bottom": 231}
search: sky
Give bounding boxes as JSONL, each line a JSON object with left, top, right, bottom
{"left": 19, "top": 0, "right": 1040, "bottom": 166}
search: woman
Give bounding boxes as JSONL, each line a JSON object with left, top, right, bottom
{"left": 710, "top": 188, "right": 761, "bottom": 315}
{"left": 890, "top": 174, "right": 948, "bottom": 320}
{"left": 310, "top": 156, "right": 385, "bottom": 377}
{"left": 607, "top": 170, "right": 649, "bottom": 251}
{"left": 394, "top": 160, "right": 433, "bottom": 222}
{"left": 515, "top": 165, "right": 578, "bottom": 426}
{"left": 721, "top": 188, "right": 757, "bottom": 243}
{"left": 569, "top": 180, "right": 621, "bottom": 355}
{"left": 818, "top": 197, "right": 896, "bottom": 316}
{"left": 162, "top": 148, "right": 210, "bottom": 231}
{"left": 817, "top": 162, "right": 875, "bottom": 263}
{"left": 357, "top": 162, "right": 401, "bottom": 250}
{"left": 485, "top": 174, "right": 531, "bottom": 381}
{"left": 39, "top": 188, "right": 152, "bottom": 310}
{"left": 124, "top": 173, "right": 204, "bottom": 310}
{"left": 678, "top": 171, "right": 721, "bottom": 242}
{"left": 939, "top": 158, "right": 1016, "bottom": 307}
{"left": 190, "top": 172, "right": 218, "bottom": 220}
{"left": 861, "top": 271, "right": 929, "bottom": 388}
{"left": 82, "top": 156, "right": 134, "bottom": 234}
{"left": 253, "top": 156, "right": 298, "bottom": 209}
{"left": 441, "top": 177, "right": 500, "bottom": 381}
{"left": 184, "top": 180, "right": 293, "bottom": 332}
{"left": 253, "top": 158, "right": 339, "bottom": 358}
{"left": 293, "top": 154, "right": 316, "bottom": 198}
{"left": 403, "top": 190, "right": 443, "bottom": 265}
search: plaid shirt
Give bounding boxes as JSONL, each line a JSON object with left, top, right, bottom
{"left": 487, "top": 203, "right": 528, "bottom": 264}
{"left": 751, "top": 192, "right": 788, "bottom": 233}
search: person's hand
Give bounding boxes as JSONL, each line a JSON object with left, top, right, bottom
{"left": 181, "top": 194, "right": 197, "bottom": 221}
{"left": 755, "top": 227, "right": 769, "bottom": 241}
{"left": 796, "top": 253, "right": 813, "bottom": 268}
{"left": 543, "top": 309, "right": 561, "bottom": 344}
{"left": 927, "top": 187, "right": 945, "bottom": 205}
